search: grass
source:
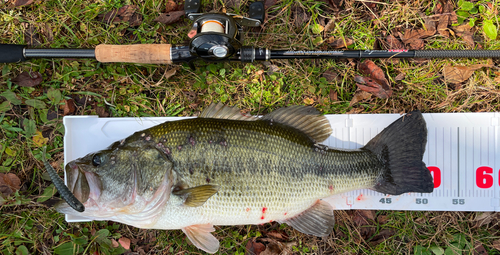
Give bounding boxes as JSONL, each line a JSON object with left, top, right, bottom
{"left": 1, "top": 0, "right": 500, "bottom": 254}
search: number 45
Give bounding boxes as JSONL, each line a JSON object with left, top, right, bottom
{"left": 379, "top": 198, "right": 392, "bottom": 204}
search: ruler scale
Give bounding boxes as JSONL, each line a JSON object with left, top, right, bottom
{"left": 63, "top": 112, "right": 500, "bottom": 222}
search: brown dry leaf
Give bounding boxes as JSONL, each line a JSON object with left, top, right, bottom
{"left": 24, "top": 23, "right": 42, "bottom": 47}
{"left": 355, "top": 60, "right": 392, "bottom": 99}
{"left": 111, "top": 239, "right": 119, "bottom": 248}
{"left": 14, "top": 0, "right": 33, "bottom": 7}
{"left": 326, "top": 37, "right": 353, "bottom": 48}
{"left": 154, "top": 11, "right": 185, "bottom": 25}
{"left": 96, "top": 106, "right": 110, "bottom": 117}
{"left": 369, "top": 229, "right": 396, "bottom": 246}
{"left": 358, "top": 210, "right": 376, "bottom": 221}
{"left": 443, "top": 64, "right": 492, "bottom": 84}
{"left": 385, "top": 35, "right": 404, "bottom": 49}
{"left": 452, "top": 23, "right": 474, "bottom": 48}
{"left": 12, "top": 71, "right": 43, "bottom": 87}
{"left": 264, "top": 0, "right": 277, "bottom": 9}
{"left": 377, "top": 214, "right": 389, "bottom": 224}
{"left": 183, "top": 91, "right": 197, "bottom": 102}
{"left": 266, "top": 231, "right": 289, "bottom": 241}
{"left": 324, "top": 19, "right": 335, "bottom": 32}
{"left": 99, "top": 5, "right": 143, "bottom": 27}
{"left": 473, "top": 212, "right": 495, "bottom": 228}
{"left": 322, "top": 69, "right": 340, "bottom": 82}
{"left": 292, "top": 4, "right": 309, "bottom": 28}
{"left": 226, "top": 0, "right": 241, "bottom": 9}
{"left": 474, "top": 241, "right": 488, "bottom": 255}
{"left": 329, "top": 90, "right": 338, "bottom": 101}
{"left": 353, "top": 210, "right": 376, "bottom": 239}
{"left": 350, "top": 90, "right": 372, "bottom": 106}
{"left": 435, "top": 0, "right": 455, "bottom": 37}
{"left": 118, "top": 237, "right": 131, "bottom": 250}
{"left": 245, "top": 238, "right": 266, "bottom": 255}
{"left": 164, "top": 0, "right": 179, "bottom": 12}
{"left": 395, "top": 72, "right": 406, "bottom": 81}
{"left": 0, "top": 173, "right": 21, "bottom": 198}
{"left": 60, "top": 99, "right": 76, "bottom": 116}
{"left": 493, "top": 239, "right": 500, "bottom": 251}
{"left": 400, "top": 29, "right": 435, "bottom": 50}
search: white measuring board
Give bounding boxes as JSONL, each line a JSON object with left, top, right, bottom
{"left": 63, "top": 112, "right": 500, "bottom": 222}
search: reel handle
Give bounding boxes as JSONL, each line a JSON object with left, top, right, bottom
{"left": 95, "top": 44, "right": 172, "bottom": 64}
{"left": 0, "top": 44, "right": 27, "bottom": 63}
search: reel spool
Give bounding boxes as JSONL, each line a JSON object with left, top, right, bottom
{"left": 188, "top": 14, "right": 242, "bottom": 61}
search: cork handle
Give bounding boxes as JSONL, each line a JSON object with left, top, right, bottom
{"left": 95, "top": 44, "right": 172, "bottom": 64}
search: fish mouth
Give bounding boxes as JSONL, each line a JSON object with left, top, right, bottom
{"left": 63, "top": 161, "right": 102, "bottom": 209}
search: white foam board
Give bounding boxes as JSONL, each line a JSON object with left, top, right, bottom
{"left": 63, "top": 112, "right": 500, "bottom": 222}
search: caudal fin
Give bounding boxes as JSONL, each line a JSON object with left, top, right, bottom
{"left": 363, "top": 111, "right": 434, "bottom": 195}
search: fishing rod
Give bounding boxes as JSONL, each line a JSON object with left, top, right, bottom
{"left": 2, "top": 1, "right": 500, "bottom": 67}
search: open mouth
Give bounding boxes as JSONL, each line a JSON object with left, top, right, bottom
{"left": 64, "top": 161, "right": 102, "bottom": 208}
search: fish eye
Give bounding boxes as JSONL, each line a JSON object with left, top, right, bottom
{"left": 92, "top": 154, "right": 101, "bottom": 167}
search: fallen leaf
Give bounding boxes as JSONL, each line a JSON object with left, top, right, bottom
{"left": 0, "top": 173, "right": 21, "bottom": 198}
{"left": 400, "top": 29, "right": 435, "bottom": 50}
{"left": 226, "top": 0, "right": 240, "bottom": 9}
{"left": 322, "top": 69, "right": 340, "bottom": 82}
{"left": 98, "top": 5, "right": 143, "bottom": 27}
{"left": 259, "top": 238, "right": 286, "bottom": 255}
{"left": 12, "top": 71, "right": 43, "bottom": 87}
{"left": 473, "top": 212, "right": 495, "bottom": 228}
{"left": 443, "top": 64, "right": 492, "bottom": 84}
{"left": 358, "top": 210, "right": 376, "bottom": 221}
{"left": 324, "top": 19, "right": 335, "bottom": 32}
{"left": 474, "top": 241, "right": 488, "bottom": 255}
{"left": 452, "top": 23, "right": 474, "bottom": 47}
{"left": 118, "top": 237, "right": 131, "bottom": 250}
{"left": 23, "top": 23, "right": 42, "bottom": 47}
{"left": 154, "top": 11, "right": 185, "bottom": 25}
{"left": 326, "top": 37, "right": 354, "bottom": 48}
{"left": 369, "top": 229, "right": 396, "bottom": 246}
{"left": 266, "top": 231, "right": 289, "bottom": 241}
{"left": 111, "top": 239, "right": 119, "bottom": 248}
{"left": 352, "top": 210, "right": 376, "bottom": 239}
{"left": 329, "top": 89, "right": 338, "bottom": 101}
{"left": 164, "top": 0, "right": 179, "bottom": 12}
{"left": 96, "top": 106, "right": 110, "bottom": 117}
{"left": 377, "top": 214, "right": 389, "bottom": 224}
{"left": 356, "top": 60, "right": 392, "bottom": 99}
{"left": 14, "top": 0, "right": 33, "bottom": 7}
{"left": 245, "top": 238, "right": 266, "bottom": 255}
{"left": 60, "top": 99, "right": 76, "bottom": 116}
{"left": 303, "top": 97, "right": 314, "bottom": 105}
{"left": 33, "top": 130, "right": 48, "bottom": 147}
{"left": 264, "top": 0, "right": 277, "bottom": 9}
{"left": 385, "top": 34, "right": 404, "bottom": 49}
{"left": 395, "top": 72, "right": 406, "bottom": 81}
{"left": 349, "top": 90, "right": 372, "bottom": 106}
{"left": 493, "top": 239, "right": 500, "bottom": 251}
{"left": 292, "top": 4, "right": 310, "bottom": 28}
{"left": 164, "top": 68, "right": 177, "bottom": 80}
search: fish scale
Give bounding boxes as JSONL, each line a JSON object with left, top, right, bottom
{"left": 146, "top": 118, "right": 382, "bottom": 228}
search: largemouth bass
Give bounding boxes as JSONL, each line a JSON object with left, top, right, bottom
{"left": 55, "top": 104, "right": 434, "bottom": 253}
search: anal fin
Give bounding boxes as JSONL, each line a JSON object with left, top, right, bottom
{"left": 182, "top": 224, "right": 219, "bottom": 254}
{"left": 279, "top": 200, "right": 334, "bottom": 237}
{"left": 172, "top": 184, "right": 219, "bottom": 207}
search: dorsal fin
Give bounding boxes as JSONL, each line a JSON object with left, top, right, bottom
{"left": 199, "top": 103, "right": 258, "bottom": 121}
{"left": 261, "top": 105, "right": 333, "bottom": 143}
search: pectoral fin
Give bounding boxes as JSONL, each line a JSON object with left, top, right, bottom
{"left": 172, "top": 184, "right": 219, "bottom": 207}
{"left": 279, "top": 200, "right": 334, "bottom": 237}
{"left": 182, "top": 224, "right": 219, "bottom": 254}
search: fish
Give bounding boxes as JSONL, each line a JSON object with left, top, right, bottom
{"left": 53, "top": 104, "right": 434, "bottom": 253}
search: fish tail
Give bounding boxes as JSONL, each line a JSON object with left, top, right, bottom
{"left": 363, "top": 111, "right": 434, "bottom": 195}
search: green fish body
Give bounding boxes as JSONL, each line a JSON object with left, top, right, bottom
{"left": 57, "top": 104, "right": 434, "bottom": 253}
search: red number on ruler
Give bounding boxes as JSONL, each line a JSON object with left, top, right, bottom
{"left": 428, "top": 166, "right": 441, "bottom": 188}
{"left": 476, "top": 166, "right": 493, "bottom": 189}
